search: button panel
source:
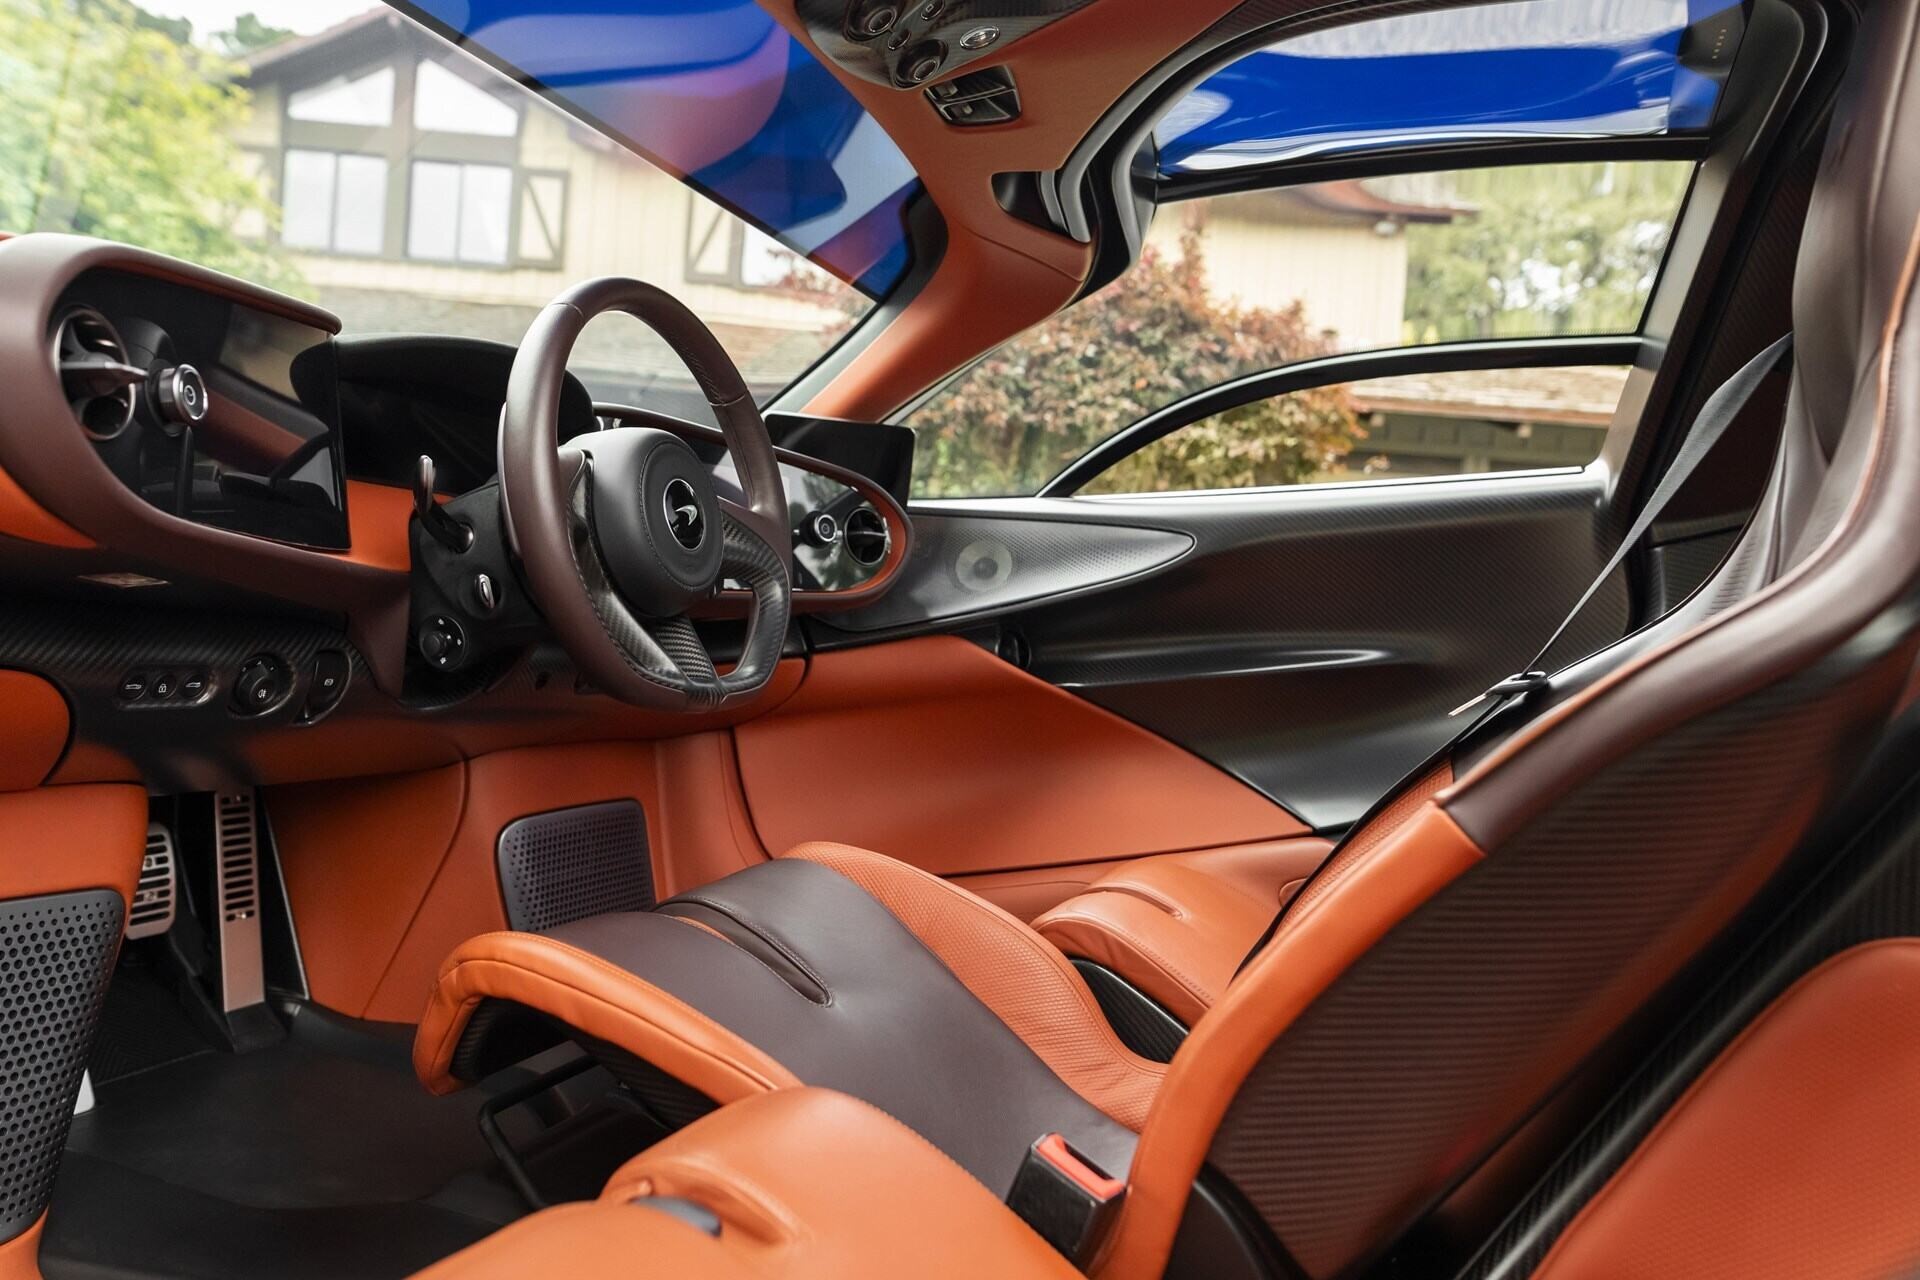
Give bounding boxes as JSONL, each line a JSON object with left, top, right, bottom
{"left": 117, "top": 667, "right": 213, "bottom": 707}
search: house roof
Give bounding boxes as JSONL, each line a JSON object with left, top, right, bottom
{"left": 1350, "top": 363, "right": 1630, "bottom": 426}
{"left": 242, "top": 6, "right": 396, "bottom": 78}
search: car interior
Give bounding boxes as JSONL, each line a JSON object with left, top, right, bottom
{"left": 2, "top": 0, "right": 1920, "bottom": 1276}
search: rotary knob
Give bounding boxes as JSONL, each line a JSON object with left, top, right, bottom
{"left": 154, "top": 364, "right": 209, "bottom": 431}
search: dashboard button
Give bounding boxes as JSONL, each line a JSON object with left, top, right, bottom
{"left": 232, "top": 655, "right": 291, "bottom": 715}
{"left": 150, "top": 671, "right": 178, "bottom": 700}
{"left": 179, "top": 672, "right": 209, "bottom": 701}
{"left": 118, "top": 671, "right": 150, "bottom": 702}
{"left": 306, "top": 651, "right": 349, "bottom": 715}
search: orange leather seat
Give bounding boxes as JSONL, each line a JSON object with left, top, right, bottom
{"left": 413, "top": 3, "right": 1920, "bottom": 1273}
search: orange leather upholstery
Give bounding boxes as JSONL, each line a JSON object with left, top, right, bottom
{"left": 782, "top": 842, "right": 1166, "bottom": 1129}
{"left": 1096, "top": 802, "right": 1484, "bottom": 1280}
{"left": 0, "top": 783, "right": 148, "bottom": 905}
{"left": 412, "top": 1088, "right": 1076, "bottom": 1280}
{"left": 1031, "top": 842, "right": 1321, "bottom": 1025}
{"left": 0, "top": 672, "right": 69, "bottom": 793}
{"left": 1534, "top": 939, "right": 1920, "bottom": 1280}
{"left": 734, "top": 636, "right": 1307, "bottom": 877}
{"left": 0, "top": 1217, "right": 42, "bottom": 1280}
{"left": 414, "top": 925, "right": 800, "bottom": 1099}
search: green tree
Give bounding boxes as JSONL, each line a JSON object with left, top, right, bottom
{"left": 1399, "top": 162, "right": 1691, "bottom": 343}
{"left": 909, "top": 217, "right": 1360, "bottom": 497}
{"left": 216, "top": 11, "right": 294, "bottom": 55}
{"left": 0, "top": 0, "right": 298, "bottom": 289}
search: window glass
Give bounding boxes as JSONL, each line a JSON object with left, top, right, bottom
{"left": 908, "top": 161, "right": 1689, "bottom": 498}
{"left": 412, "top": 60, "right": 518, "bottom": 136}
{"left": 287, "top": 65, "right": 394, "bottom": 125}
{"left": 1, "top": 0, "right": 879, "bottom": 419}
{"left": 1080, "top": 365, "right": 1630, "bottom": 496}
{"left": 1159, "top": 0, "right": 1743, "bottom": 177}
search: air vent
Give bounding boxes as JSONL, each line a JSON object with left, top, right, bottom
{"left": 844, "top": 505, "right": 890, "bottom": 567}
{"left": 125, "top": 824, "right": 178, "bottom": 941}
{"left": 53, "top": 307, "right": 143, "bottom": 441}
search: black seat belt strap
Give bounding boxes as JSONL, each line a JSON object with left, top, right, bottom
{"left": 1235, "top": 333, "right": 1793, "bottom": 976}
{"left": 1450, "top": 332, "right": 1794, "bottom": 718}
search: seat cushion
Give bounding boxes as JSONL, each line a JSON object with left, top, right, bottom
{"left": 411, "top": 1088, "right": 1078, "bottom": 1280}
{"left": 1534, "top": 939, "right": 1920, "bottom": 1280}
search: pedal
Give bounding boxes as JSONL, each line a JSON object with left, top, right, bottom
{"left": 125, "top": 823, "right": 179, "bottom": 940}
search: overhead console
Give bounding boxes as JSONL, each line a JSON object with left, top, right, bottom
{"left": 55, "top": 269, "right": 350, "bottom": 550}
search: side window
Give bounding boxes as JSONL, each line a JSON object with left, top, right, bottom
{"left": 1080, "top": 365, "right": 1630, "bottom": 496}
{"left": 907, "top": 161, "right": 1690, "bottom": 499}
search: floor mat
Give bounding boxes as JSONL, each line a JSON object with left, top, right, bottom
{"left": 44, "top": 1004, "right": 526, "bottom": 1280}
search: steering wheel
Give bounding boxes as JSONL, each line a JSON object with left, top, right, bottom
{"left": 499, "top": 277, "right": 792, "bottom": 710}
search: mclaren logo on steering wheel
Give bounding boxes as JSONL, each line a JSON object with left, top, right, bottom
{"left": 662, "top": 477, "right": 705, "bottom": 552}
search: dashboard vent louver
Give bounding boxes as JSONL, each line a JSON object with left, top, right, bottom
{"left": 844, "top": 506, "right": 890, "bottom": 567}
{"left": 54, "top": 307, "right": 142, "bottom": 441}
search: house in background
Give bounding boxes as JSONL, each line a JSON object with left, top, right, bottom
{"left": 238, "top": 10, "right": 1616, "bottom": 477}
{"left": 237, "top": 7, "right": 848, "bottom": 422}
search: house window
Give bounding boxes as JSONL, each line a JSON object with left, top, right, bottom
{"left": 412, "top": 60, "right": 519, "bottom": 137}
{"left": 408, "top": 160, "right": 512, "bottom": 264}
{"left": 281, "top": 150, "right": 387, "bottom": 255}
{"left": 287, "top": 66, "right": 394, "bottom": 127}
{"left": 686, "top": 201, "right": 801, "bottom": 288}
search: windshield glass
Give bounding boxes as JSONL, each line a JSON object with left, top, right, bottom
{"left": 0, "top": 0, "right": 883, "bottom": 420}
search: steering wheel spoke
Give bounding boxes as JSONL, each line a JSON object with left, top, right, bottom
{"left": 501, "top": 283, "right": 792, "bottom": 711}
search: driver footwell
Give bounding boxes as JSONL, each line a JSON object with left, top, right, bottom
{"left": 43, "top": 985, "right": 658, "bottom": 1280}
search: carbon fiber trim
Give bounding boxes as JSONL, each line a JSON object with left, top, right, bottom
{"left": 1072, "top": 960, "right": 1187, "bottom": 1063}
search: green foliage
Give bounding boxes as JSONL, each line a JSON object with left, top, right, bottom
{"left": 909, "top": 219, "right": 1359, "bottom": 497}
{"left": 1400, "top": 162, "right": 1691, "bottom": 343}
{"left": 217, "top": 11, "right": 294, "bottom": 55}
{"left": 0, "top": 0, "right": 299, "bottom": 289}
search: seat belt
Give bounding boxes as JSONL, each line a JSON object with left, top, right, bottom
{"left": 1235, "top": 334, "right": 1794, "bottom": 975}
{"left": 1448, "top": 331, "right": 1795, "bottom": 719}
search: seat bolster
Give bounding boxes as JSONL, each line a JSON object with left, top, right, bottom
{"left": 411, "top": 927, "right": 799, "bottom": 1099}
{"left": 1533, "top": 938, "right": 1920, "bottom": 1280}
{"left": 781, "top": 842, "right": 1167, "bottom": 1129}
{"left": 1033, "top": 852, "right": 1301, "bottom": 1025}
{"left": 411, "top": 1088, "right": 1078, "bottom": 1280}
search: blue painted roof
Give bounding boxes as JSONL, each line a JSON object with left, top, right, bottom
{"left": 1158, "top": 0, "right": 1743, "bottom": 178}
{"left": 403, "top": 0, "right": 919, "bottom": 295}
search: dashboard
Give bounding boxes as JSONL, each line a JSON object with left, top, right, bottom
{"left": 0, "top": 233, "right": 914, "bottom": 791}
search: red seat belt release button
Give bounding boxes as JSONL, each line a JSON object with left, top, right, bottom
{"left": 1007, "top": 1132, "right": 1127, "bottom": 1265}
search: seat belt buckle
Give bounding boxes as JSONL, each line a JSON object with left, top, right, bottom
{"left": 1007, "top": 1132, "right": 1126, "bottom": 1266}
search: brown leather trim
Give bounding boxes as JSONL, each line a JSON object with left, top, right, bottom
{"left": 1094, "top": 804, "right": 1483, "bottom": 1280}
{"left": 0, "top": 783, "right": 148, "bottom": 905}
{"left": 0, "top": 672, "right": 69, "bottom": 793}
{"left": 339, "top": 480, "right": 416, "bottom": 574}
{"left": 411, "top": 1088, "right": 1079, "bottom": 1280}
{"left": 412, "top": 930, "right": 799, "bottom": 1099}
{"left": 1033, "top": 844, "right": 1318, "bottom": 1025}
{"left": 736, "top": 636, "right": 1307, "bottom": 877}
{"left": 783, "top": 842, "right": 1166, "bottom": 1130}
{"left": 1534, "top": 940, "right": 1920, "bottom": 1280}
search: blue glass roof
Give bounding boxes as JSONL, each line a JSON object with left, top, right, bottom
{"left": 400, "top": 0, "right": 919, "bottom": 295}
{"left": 1157, "top": 0, "right": 1744, "bottom": 178}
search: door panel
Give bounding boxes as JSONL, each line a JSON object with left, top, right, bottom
{"left": 812, "top": 469, "right": 1625, "bottom": 829}
{"left": 731, "top": 635, "right": 1307, "bottom": 874}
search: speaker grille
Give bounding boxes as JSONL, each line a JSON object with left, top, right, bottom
{"left": 497, "top": 801, "right": 654, "bottom": 933}
{"left": 0, "top": 890, "right": 122, "bottom": 1242}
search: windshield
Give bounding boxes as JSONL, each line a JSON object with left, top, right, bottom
{"left": 0, "top": 0, "right": 886, "bottom": 421}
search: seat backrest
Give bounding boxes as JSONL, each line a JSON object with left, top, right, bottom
{"left": 1099, "top": 4, "right": 1920, "bottom": 1276}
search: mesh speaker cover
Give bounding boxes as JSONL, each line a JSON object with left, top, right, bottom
{"left": 0, "top": 890, "right": 122, "bottom": 1243}
{"left": 496, "top": 801, "right": 654, "bottom": 933}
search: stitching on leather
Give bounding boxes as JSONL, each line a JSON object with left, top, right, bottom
{"left": 668, "top": 892, "right": 835, "bottom": 1005}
